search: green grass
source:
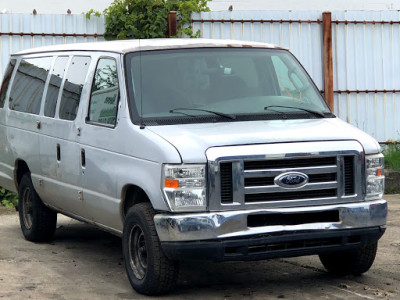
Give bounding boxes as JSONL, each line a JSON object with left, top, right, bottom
{"left": 383, "top": 142, "right": 400, "bottom": 171}
{"left": 0, "top": 187, "right": 18, "bottom": 208}
{"left": 382, "top": 142, "right": 400, "bottom": 194}
{"left": 383, "top": 142, "right": 400, "bottom": 170}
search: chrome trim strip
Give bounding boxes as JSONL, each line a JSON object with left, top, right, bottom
{"left": 244, "top": 165, "right": 337, "bottom": 177}
{"left": 338, "top": 155, "right": 345, "bottom": 197}
{"left": 232, "top": 161, "right": 245, "bottom": 204}
{"left": 154, "top": 200, "right": 387, "bottom": 242}
{"left": 244, "top": 182, "right": 338, "bottom": 194}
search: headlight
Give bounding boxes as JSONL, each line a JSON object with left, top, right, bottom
{"left": 162, "top": 164, "right": 207, "bottom": 212}
{"left": 365, "top": 153, "right": 385, "bottom": 200}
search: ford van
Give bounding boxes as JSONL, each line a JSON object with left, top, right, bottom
{"left": 0, "top": 39, "right": 387, "bottom": 295}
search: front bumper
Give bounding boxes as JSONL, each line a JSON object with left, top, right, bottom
{"left": 161, "top": 227, "right": 385, "bottom": 261}
{"left": 154, "top": 200, "right": 387, "bottom": 261}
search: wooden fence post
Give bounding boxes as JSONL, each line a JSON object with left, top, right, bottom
{"left": 322, "top": 11, "right": 334, "bottom": 112}
{"left": 168, "top": 11, "right": 177, "bottom": 37}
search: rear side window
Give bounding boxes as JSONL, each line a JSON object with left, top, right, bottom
{"left": 0, "top": 59, "right": 17, "bottom": 108}
{"left": 59, "top": 56, "right": 91, "bottom": 121}
{"left": 44, "top": 56, "right": 69, "bottom": 117}
{"left": 9, "top": 57, "right": 52, "bottom": 114}
{"left": 88, "top": 58, "right": 119, "bottom": 126}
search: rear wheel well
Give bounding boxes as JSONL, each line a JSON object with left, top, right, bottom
{"left": 122, "top": 185, "right": 150, "bottom": 220}
{"left": 14, "top": 160, "right": 30, "bottom": 190}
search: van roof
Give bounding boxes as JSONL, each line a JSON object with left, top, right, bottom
{"left": 14, "top": 38, "right": 281, "bottom": 55}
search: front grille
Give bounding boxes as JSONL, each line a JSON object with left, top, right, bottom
{"left": 207, "top": 141, "right": 362, "bottom": 210}
{"left": 222, "top": 156, "right": 339, "bottom": 205}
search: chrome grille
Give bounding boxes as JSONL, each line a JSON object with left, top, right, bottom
{"left": 207, "top": 141, "right": 364, "bottom": 211}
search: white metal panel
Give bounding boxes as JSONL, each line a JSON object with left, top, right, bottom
{"left": 331, "top": 11, "right": 400, "bottom": 91}
{"left": 334, "top": 92, "right": 400, "bottom": 142}
{"left": 207, "top": 0, "right": 400, "bottom": 12}
{"left": 0, "top": 14, "right": 105, "bottom": 80}
{"left": 330, "top": 11, "right": 400, "bottom": 142}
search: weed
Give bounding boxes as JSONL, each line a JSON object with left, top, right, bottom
{"left": 383, "top": 141, "right": 400, "bottom": 171}
{"left": 0, "top": 187, "right": 18, "bottom": 208}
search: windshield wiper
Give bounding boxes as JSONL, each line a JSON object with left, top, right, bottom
{"left": 264, "top": 105, "right": 328, "bottom": 118}
{"left": 170, "top": 108, "right": 236, "bottom": 120}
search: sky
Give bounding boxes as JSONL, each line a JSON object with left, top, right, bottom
{"left": 1, "top": 0, "right": 400, "bottom": 14}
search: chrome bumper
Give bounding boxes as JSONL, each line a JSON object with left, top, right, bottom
{"left": 154, "top": 200, "right": 387, "bottom": 242}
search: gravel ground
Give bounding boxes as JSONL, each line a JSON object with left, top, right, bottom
{"left": 0, "top": 195, "right": 399, "bottom": 299}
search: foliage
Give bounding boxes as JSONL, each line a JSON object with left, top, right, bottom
{"left": 85, "top": 9, "right": 101, "bottom": 18}
{"left": 86, "top": 0, "right": 210, "bottom": 40}
{"left": 383, "top": 140, "right": 400, "bottom": 171}
{"left": 0, "top": 187, "right": 18, "bottom": 208}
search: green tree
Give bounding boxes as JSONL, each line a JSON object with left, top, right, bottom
{"left": 87, "top": 0, "right": 210, "bottom": 40}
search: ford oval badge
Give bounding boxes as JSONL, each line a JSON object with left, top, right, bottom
{"left": 274, "top": 172, "right": 309, "bottom": 188}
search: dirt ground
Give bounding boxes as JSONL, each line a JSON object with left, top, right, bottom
{"left": 0, "top": 195, "right": 399, "bottom": 300}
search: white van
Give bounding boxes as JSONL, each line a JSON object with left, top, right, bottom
{"left": 0, "top": 39, "right": 387, "bottom": 295}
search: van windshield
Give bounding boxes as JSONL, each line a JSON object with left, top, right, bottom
{"left": 125, "top": 48, "right": 332, "bottom": 125}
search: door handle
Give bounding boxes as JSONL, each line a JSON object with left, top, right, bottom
{"left": 81, "top": 149, "right": 86, "bottom": 167}
{"left": 56, "top": 144, "right": 61, "bottom": 161}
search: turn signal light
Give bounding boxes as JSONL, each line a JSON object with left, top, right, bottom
{"left": 165, "top": 179, "right": 179, "bottom": 188}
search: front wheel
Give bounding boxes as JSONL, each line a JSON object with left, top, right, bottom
{"left": 122, "top": 202, "right": 179, "bottom": 295}
{"left": 18, "top": 173, "right": 57, "bottom": 242}
{"left": 319, "top": 242, "right": 378, "bottom": 276}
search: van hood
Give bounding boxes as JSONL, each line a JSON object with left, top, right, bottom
{"left": 147, "top": 118, "right": 381, "bottom": 163}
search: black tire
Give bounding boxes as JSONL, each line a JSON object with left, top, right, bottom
{"left": 18, "top": 173, "right": 57, "bottom": 242}
{"left": 122, "top": 202, "right": 179, "bottom": 295}
{"left": 319, "top": 242, "right": 378, "bottom": 276}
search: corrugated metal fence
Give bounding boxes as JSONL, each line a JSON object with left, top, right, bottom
{"left": 331, "top": 11, "right": 400, "bottom": 143}
{"left": 1, "top": 12, "right": 400, "bottom": 142}
{"left": 192, "top": 10, "right": 400, "bottom": 142}
{"left": 0, "top": 13, "right": 105, "bottom": 79}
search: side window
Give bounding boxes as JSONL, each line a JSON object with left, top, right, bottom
{"left": 0, "top": 59, "right": 17, "bottom": 108}
{"left": 44, "top": 56, "right": 69, "bottom": 117}
{"left": 59, "top": 56, "right": 91, "bottom": 121}
{"left": 8, "top": 57, "right": 52, "bottom": 114}
{"left": 88, "top": 58, "right": 119, "bottom": 126}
